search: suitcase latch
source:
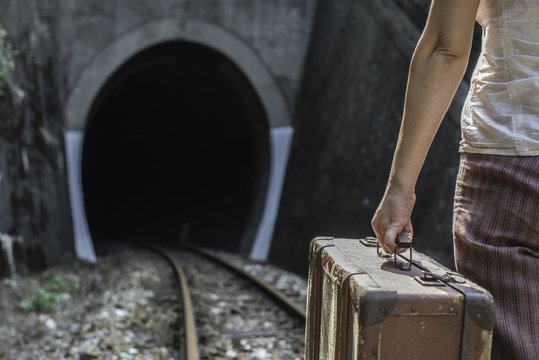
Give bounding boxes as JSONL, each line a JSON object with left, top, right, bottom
{"left": 360, "top": 237, "right": 378, "bottom": 247}
{"left": 415, "top": 270, "right": 466, "bottom": 286}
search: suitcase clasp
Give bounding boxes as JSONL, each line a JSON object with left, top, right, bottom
{"left": 420, "top": 270, "right": 466, "bottom": 284}
{"left": 360, "top": 237, "right": 378, "bottom": 247}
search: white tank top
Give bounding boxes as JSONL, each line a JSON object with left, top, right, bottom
{"left": 460, "top": 0, "right": 539, "bottom": 155}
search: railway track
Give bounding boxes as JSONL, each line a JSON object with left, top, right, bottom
{"left": 149, "top": 245, "right": 307, "bottom": 360}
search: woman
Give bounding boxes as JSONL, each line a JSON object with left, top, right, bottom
{"left": 371, "top": 0, "right": 538, "bottom": 359}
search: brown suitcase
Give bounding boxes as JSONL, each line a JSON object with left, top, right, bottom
{"left": 305, "top": 237, "right": 494, "bottom": 360}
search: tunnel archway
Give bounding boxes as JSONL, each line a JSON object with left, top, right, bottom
{"left": 81, "top": 41, "right": 270, "bottom": 251}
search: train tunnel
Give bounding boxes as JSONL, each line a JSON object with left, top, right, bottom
{"left": 81, "top": 41, "right": 270, "bottom": 252}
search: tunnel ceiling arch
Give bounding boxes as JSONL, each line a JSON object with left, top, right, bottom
{"left": 82, "top": 40, "right": 271, "bottom": 250}
{"left": 64, "top": 19, "right": 291, "bottom": 132}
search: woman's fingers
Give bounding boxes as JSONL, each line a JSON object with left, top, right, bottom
{"left": 371, "top": 187, "right": 416, "bottom": 254}
{"left": 382, "top": 227, "right": 400, "bottom": 254}
{"left": 381, "top": 226, "right": 413, "bottom": 254}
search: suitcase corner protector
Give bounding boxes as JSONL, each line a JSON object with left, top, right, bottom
{"left": 309, "top": 236, "right": 335, "bottom": 260}
{"left": 312, "top": 236, "right": 335, "bottom": 242}
{"left": 459, "top": 286, "right": 496, "bottom": 331}
{"left": 358, "top": 290, "right": 398, "bottom": 326}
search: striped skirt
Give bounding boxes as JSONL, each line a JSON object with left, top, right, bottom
{"left": 453, "top": 153, "right": 539, "bottom": 360}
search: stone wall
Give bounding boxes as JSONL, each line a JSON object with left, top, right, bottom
{"left": 0, "top": 0, "right": 317, "bottom": 276}
{"left": 0, "top": 0, "right": 74, "bottom": 276}
{"left": 269, "top": 0, "right": 466, "bottom": 274}
{"left": 55, "top": 0, "right": 316, "bottom": 108}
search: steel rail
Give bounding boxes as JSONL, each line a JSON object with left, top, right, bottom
{"left": 148, "top": 245, "right": 200, "bottom": 360}
{"left": 181, "top": 243, "right": 307, "bottom": 321}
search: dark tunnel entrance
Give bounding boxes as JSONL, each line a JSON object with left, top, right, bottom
{"left": 82, "top": 41, "right": 270, "bottom": 252}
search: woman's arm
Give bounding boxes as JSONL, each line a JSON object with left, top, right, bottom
{"left": 371, "top": 0, "right": 481, "bottom": 254}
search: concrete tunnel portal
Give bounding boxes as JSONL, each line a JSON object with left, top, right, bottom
{"left": 81, "top": 41, "right": 271, "bottom": 252}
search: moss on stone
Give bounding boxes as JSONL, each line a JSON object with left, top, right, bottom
{"left": 0, "top": 23, "right": 15, "bottom": 96}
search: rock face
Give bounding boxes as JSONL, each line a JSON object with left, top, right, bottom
{"left": 0, "top": 1, "right": 74, "bottom": 276}
{"left": 269, "top": 0, "right": 464, "bottom": 274}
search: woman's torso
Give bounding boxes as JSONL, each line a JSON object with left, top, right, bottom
{"left": 460, "top": 0, "right": 539, "bottom": 155}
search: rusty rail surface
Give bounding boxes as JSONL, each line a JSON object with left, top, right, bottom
{"left": 181, "top": 243, "right": 307, "bottom": 321}
{"left": 148, "top": 245, "right": 200, "bottom": 360}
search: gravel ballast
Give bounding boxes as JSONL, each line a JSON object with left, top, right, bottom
{"left": 0, "top": 245, "right": 308, "bottom": 360}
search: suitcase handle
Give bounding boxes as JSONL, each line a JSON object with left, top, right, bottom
{"left": 395, "top": 232, "right": 413, "bottom": 271}
{"left": 375, "top": 232, "right": 413, "bottom": 271}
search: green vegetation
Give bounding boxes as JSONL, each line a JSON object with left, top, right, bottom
{"left": 20, "top": 288, "right": 60, "bottom": 312}
{"left": 20, "top": 275, "right": 80, "bottom": 312}
{"left": 0, "top": 23, "right": 15, "bottom": 96}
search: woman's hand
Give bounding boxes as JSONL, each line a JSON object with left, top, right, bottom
{"left": 371, "top": 185, "right": 416, "bottom": 254}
